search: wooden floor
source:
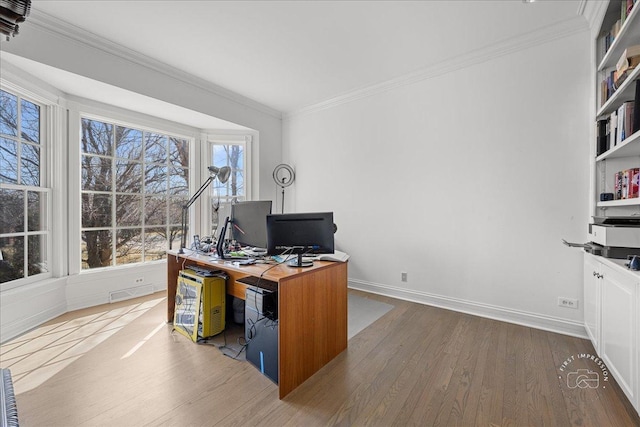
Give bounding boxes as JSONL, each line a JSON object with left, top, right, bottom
{"left": 1, "top": 290, "right": 638, "bottom": 427}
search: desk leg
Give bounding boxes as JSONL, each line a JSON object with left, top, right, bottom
{"left": 167, "top": 254, "right": 180, "bottom": 323}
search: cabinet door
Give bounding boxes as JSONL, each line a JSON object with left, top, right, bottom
{"left": 600, "top": 264, "right": 637, "bottom": 406}
{"left": 583, "top": 254, "right": 601, "bottom": 351}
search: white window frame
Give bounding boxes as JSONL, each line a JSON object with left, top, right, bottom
{"left": 0, "top": 79, "right": 60, "bottom": 291}
{"left": 67, "top": 98, "right": 200, "bottom": 275}
{"left": 203, "top": 133, "right": 253, "bottom": 240}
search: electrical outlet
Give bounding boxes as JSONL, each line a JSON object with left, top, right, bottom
{"left": 401, "top": 272, "right": 407, "bottom": 282}
{"left": 134, "top": 277, "right": 144, "bottom": 285}
{"left": 558, "top": 297, "right": 578, "bottom": 309}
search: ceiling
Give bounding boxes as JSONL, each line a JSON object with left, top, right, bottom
{"left": 7, "top": 0, "right": 586, "bottom": 120}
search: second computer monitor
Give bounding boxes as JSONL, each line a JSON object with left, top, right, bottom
{"left": 266, "top": 212, "right": 335, "bottom": 255}
{"left": 230, "top": 200, "right": 272, "bottom": 249}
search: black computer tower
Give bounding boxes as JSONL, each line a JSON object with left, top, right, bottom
{"left": 245, "top": 286, "right": 278, "bottom": 384}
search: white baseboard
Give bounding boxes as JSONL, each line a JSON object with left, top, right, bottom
{"left": 0, "top": 278, "right": 68, "bottom": 344}
{"left": 0, "top": 301, "right": 67, "bottom": 344}
{"left": 348, "top": 279, "right": 588, "bottom": 339}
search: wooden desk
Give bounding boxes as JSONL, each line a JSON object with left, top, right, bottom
{"left": 166, "top": 251, "right": 348, "bottom": 399}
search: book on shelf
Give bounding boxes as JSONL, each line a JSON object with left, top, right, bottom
{"left": 622, "top": 0, "right": 636, "bottom": 22}
{"left": 630, "top": 168, "right": 640, "bottom": 199}
{"left": 614, "top": 168, "right": 640, "bottom": 200}
{"left": 615, "top": 170, "right": 624, "bottom": 200}
{"left": 616, "top": 101, "right": 635, "bottom": 143}
{"left": 615, "top": 46, "right": 640, "bottom": 85}
{"left": 623, "top": 169, "right": 630, "bottom": 199}
{"left": 624, "top": 101, "right": 635, "bottom": 140}
{"left": 597, "top": 119, "right": 609, "bottom": 156}
{"left": 600, "top": 19, "right": 622, "bottom": 57}
{"left": 610, "top": 109, "right": 618, "bottom": 147}
{"left": 634, "top": 80, "right": 640, "bottom": 133}
{"left": 601, "top": 71, "right": 618, "bottom": 105}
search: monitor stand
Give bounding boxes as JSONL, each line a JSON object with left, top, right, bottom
{"left": 287, "top": 253, "right": 313, "bottom": 268}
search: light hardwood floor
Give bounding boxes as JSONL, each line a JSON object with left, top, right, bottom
{"left": 1, "top": 290, "right": 639, "bottom": 426}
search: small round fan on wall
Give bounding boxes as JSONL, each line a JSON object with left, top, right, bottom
{"left": 273, "top": 163, "right": 295, "bottom": 214}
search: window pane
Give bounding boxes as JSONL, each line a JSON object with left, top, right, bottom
{"left": 82, "top": 230, "right": 112, "bottom": 269}
{"left": 0, "top": 189, "right": 24, "bottom": 234}
{"left": 144, "top": 133, "right": 167, "bottom": 163}
{"left": 145, "top": 195, "right": 167, "bottom": 225}
{"left": 82, "top": 193, "right": 112, "bottom": 228}
{"left": 0, "top": 137, "right": 18, "bottom": 183}
{"left": 82, "top": 155, "right": 112, "bottom": 191}
{"left": 145, "top": 164, "right": 167, "bottom": 194}
{"left": 168, "top": 166, "right": 188, "bottom": 195}
{"left": 145, "top": 227, "right": 167, "bottom": 261}
{"left": 168, "top": 196, "right": 184, "bottom": 225}
{"left": 115, "top": 160, "right": 142, "bottom": 193}
{"left": 79, "top": 116, "right": 191, "bottom": 271}
{"left": 116, "top": 194, "right": 142, "bottom": 226}
{"left": 21, "top": 143, "right": 40, "bottom": 186}
{"left": 212, "top": 143, "right": 245, "bottom": 203}
{"left": 171, "top": 225, "right": 185, "bottom": 252}
{"left": 228, "top": 169, "right": 244, "bottom": 198}
{"left": 27, "top": 191, "right": 46, "bottom": 232}
{"left": 212, "top": 145, "right": 227, "bottom": 167}
{"left": 21, "top": 99, "right": 40, "bottom": 143}
{"left": 28, "top": 234, "right": 48, "bottom": 275}
{"left": 116, "top": 228, "right": 142, "bottom": 265}
{"left": 0, "top": 90, "right": 18, "bottom": 137}
{"left": 115, "top": 126, "right": 142, "bottom": 160}
{"left": 169, "top": 137, "right": 188, "bottom": 168}
{"left": 0, "top": 236, "right": 24, "bottom": 282}
{"left": 82, "top": 119, "right": 113, "bottom": 156}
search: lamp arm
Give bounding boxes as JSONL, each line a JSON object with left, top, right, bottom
{"left": 178, "top": 174, "right": 216, "bottom": 253}
{"left": 184, "top": 175, "right": 215, "bottom": 209}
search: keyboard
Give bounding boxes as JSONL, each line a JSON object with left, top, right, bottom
{"left": 222, "top": 252, "right": 250, "bottom": 260}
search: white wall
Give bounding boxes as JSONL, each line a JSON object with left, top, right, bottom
{"left": 0, "top": 19, "right": 283, "bottom": 343}
{"left": 284, "top": 31, "right": 591, "bottom": 336}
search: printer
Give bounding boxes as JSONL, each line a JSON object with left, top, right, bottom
{"left": 586, "top": 216, "right": 640, "bottom": 259}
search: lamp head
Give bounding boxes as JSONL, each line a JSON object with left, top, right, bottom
{"left": 208, "top": 165, "right": 231, "bottom": 183}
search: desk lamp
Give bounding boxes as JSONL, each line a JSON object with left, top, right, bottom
{"left": 178, "top": 165, "right": 231, "bottom": 254}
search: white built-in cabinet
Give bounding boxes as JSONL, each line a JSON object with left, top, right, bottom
{"left": 588, "top": 1, "right": 640, "bottom": 415}
{"left": 584, "top": 253, "right": 639, "bottom": 415}
{"left": 594, "top": 1, "right": 640, "bottom": 213}
{"left": 583, "top": 254, "right": 601, "bottom": 350}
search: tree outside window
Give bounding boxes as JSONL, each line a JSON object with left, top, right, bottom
{"left": 80, "top": 118, "right": 189, "bottom": 269}
{"left": 211, "top": 142, "right": 245, "bottom": 236}
{"left": 0, "top": 88, "right": 49, "bottom": 284}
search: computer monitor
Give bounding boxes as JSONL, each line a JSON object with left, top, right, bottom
{"left": 266, "top": 212, "right": 335, "bottom": 267}
{"left": 230, "top": 200, "right": 272, "bottom": 249}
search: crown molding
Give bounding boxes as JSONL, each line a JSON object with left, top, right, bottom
{"left": 27, "top": 10, "right": 283, "bottom": 120}
{"left": 580, "top": 0, "right": 607, "bottom": 31}
{"left": 285, "top": 15, "right": 588, "bottom": 120}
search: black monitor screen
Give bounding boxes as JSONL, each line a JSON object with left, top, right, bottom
{"left": 266, "top": 212, "right": 335, "bottom": 255}
{"left": 230, "top": 200, "right": 272, "bottom": 249}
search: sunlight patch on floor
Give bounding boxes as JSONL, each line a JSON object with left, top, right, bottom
{"left": 0, "top": 297, "right": 164, "bottom": 394}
